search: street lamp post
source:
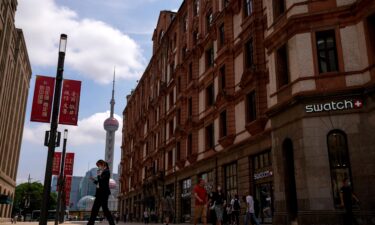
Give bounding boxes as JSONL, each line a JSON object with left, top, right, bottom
{"left": 39, "top": 34, "right": 67, "bottom": 225}
{"left": 55, "top": 129, "right": 68, "bottom": 225}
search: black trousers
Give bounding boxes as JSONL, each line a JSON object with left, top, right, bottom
{"left": 88, "top": 194, "right": 115, "bottom": 225}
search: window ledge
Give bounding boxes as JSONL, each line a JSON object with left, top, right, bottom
{"left": 218, "top": 134, "right": 236, "bottom": 148}
{"left": 245, "top": 117, "right": 268, "bottom": 136}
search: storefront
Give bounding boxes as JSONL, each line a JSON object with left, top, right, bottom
{"left": 252, "top": 151, "right": 273, "bottom": 224}
{"left": 180, "top": 178, "right": 191, "bottom": 222}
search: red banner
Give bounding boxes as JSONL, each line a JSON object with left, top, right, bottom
{"left": 64, "top": 153, "right": 75, "bottom": 176}
{"left": 52, "top": 152, "right": 62, "bottom": 175}
{"left": 30, "top": 75, "right": 55, "bottom": 123}
{"left": 65, "top": 176, "right": 72, "bottom": 206}
{"left": 59, "top": 79, "right": 81, "bottom": 125}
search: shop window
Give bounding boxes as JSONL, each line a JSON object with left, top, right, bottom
{"left": 245, "top": 38, "right": 254, "bottom": 69}
{"left": 246, "top": 91, "right": 257, "bottom": 123}
{"left": 206, "top": 47, "right": 214, "bottom": 68}
{"left": 244, "top": 0, "right": 253, "bottom": 17}
{"left": 187, "top": 133, "right": 193, "bottom": 155}
{"left": 316, "top": 30, "right": 339, "bottom": 73}
{"left": 181, "top": 178, "right": 192, "bottom": 222}
{"left": 200, "top": 170, "right": 215, "bottom": 193}
{"left": 219, "top": 23, "right": 225, "bottom": 48}
{"left": 282, "top": 138, "right": 298, "bottom": 220}
{"left": 273, "top": 0, "right": 285, "bottom": 20}
{"left": 205, "top": 123, "right": 214, "bottom": 150}
{"left": 276, "top": 44, "right": 290, "bottom": 88}
{"left": 206, "top": 83, "right": 215, "bottom": 107}
{"left": 219, "top": 65, "right": 226, "bottom": 92}
{"left": 327, "top": 130, "right": 352, "bottom": 207}
{"left": 224, "top": 163, "right": 238, "bottom": 201}
{"left": 220, "top": 110, "right": 227, "bottom": 137}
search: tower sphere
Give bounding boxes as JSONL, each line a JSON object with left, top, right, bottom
{"left": 104, "top": 117, "right": 119, "bottom": 131}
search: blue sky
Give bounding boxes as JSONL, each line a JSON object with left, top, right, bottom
{"left": 15, "top": 0, "right": 183, "bottom": 183}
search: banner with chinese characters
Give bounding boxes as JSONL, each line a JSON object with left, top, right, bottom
{"left": 59, "top": 79, "right": 81, "bottom": 125}
{"left": 52, "top": 152, "right": 62, "bottom": 175}
{"left": 30, "top": 75, "right": 55, "bottom": 123}
{"left": 64, "top": 153, "right": 75, "bottom": 176}
{"left": 65, "top": 175, "right": 72, "bottom": 206}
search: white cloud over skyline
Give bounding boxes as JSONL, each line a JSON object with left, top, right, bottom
{"left": 15, "top": 0, "right": 146, "bottom": 84}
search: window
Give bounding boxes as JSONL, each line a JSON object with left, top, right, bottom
{"left": 170, "top": 62, "right": 175, "bottom": 76}
{"left": 182, "top": 45, "right": 187, "bottom": 59}
{"left": 224, "top": 163, "right": 237, "bottom": 201}
{"left": 187, "top": 133, "right": 193, "bottom": 156}
{"left": 206, "top": 83, "right": 215, "bottom": 107}
{"left": 188, "top": 97, "right": 193, "bottom": 117}
{"left": 273, "top": 0, "right": 285, "bottom": 20}
{"left": 206, "top": 47, "right": 214, "bottom": 68}
{"left": 246, "top": 91, "right": 257, "bottom": 123}
{"left": 367, "top": 15, "right": 375, "bottom": 64}
{"left": 176, "top": 141, "right": 181, "bottom": 161}
{"left": 168, "top": 151, "right": 173, "bottom": 168}
{"left": 219, "top": 23, "right": 225, "bottom": 48}
{"left": 220, "top": 110, "right": 227, "bottom": 137}
{"left": 316, "top": 30, "right": 339, "bottom": 73}
{"left": 177, "top": 76, "right": 181, "bottom": 95}
{"left": 188, "top": 63, "right": 193, "bottom": 81}
{"left": 193, "top": 30, "right": 199, "bottom": 45}
{"left": 327, "top": 130, "right": 352, "bottom": 207}
{"left": 177, "top": 108, "right": 181, "bottom": 126}
{"left": 182, "top": 14, "right": 188, "bottom": 32}
{"left": 219, "top": 65, "right": 226, "bottom": 91}
{"left": 206, "top": 11, "right": 213, "bottom": 31}
{"left": 223, "top": 0, "right": 229, "bottom": 9}
{"left": 194, "top": 0, "right": 200, "bottom": 16}
{"left": 205, "top": 123, "right": 214, "bottom": 149}
{"left": 276, "top": 44, "right": 290, "bottom": 88}
{"left": 169, "top": 91, "right": 174, "bottom": 108}
{"left": 244, "top": 0, "right": 253, "bottom": 17}
{"left": 169, "top": 120, "right": 174, "bottom": 137}
{"left": 245, "top": 39, "right": 254, "bottom": 69}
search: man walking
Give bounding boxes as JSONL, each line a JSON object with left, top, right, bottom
{"left": 340, "top": 178, "right": 360, "bottom": 225}
{"left": 244, "top": 193, "right": 259, "bottom": 225}
{"left": 193, "top": 178, "right": 208, "bottom": 225}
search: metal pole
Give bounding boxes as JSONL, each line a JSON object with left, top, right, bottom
{"left": 40, "top": 34, "right": 67, "bottom": 225}
{"left": 55, "top": 129, "right": 68, "bottom": 225}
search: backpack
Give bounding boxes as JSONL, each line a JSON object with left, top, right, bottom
{"left": 233, "top": 199, "right": 240, "bottom": 211}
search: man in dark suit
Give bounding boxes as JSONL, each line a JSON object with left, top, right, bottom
{"left": 87, "top": 160, "right": 115, "bottom": 225}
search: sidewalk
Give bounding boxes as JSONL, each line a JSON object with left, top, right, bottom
{"left": 0, "top": 222, "right": 190, "bottom": 225}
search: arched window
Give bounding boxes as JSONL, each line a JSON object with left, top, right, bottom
{"left": 327, "top": 130, "right": 352, "bottom": 207}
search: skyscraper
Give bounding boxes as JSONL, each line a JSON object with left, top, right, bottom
{"left": 103, "top": 71, "right": 119, "bottom": 175}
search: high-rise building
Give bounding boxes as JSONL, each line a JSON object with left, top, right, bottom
{"left": 104, "top": 72, "right": 119, "bottom": 174}
{"left": 120, "top": 0, "right": 375, "bottom": 224}
{"left": 0, "top": 0, "right": 32, "bottom": 221}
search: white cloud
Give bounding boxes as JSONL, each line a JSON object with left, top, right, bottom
{"left": 15, "top": 0, "right": 146, "bottom": 84}
{"left": 23, "top": 111, "right": 122, "bottom": 147}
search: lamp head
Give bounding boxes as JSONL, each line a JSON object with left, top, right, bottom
{"left": 59, "top": 34, "right": 68, "bottom": 53}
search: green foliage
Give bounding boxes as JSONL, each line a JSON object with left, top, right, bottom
{"left": 12, "top": 182, "right": 57, "bottom": 214}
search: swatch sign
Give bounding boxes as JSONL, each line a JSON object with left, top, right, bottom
{"left": 305, "top": 99, "right": 363, "bottom": 113}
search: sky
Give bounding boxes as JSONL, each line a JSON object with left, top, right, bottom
{"left": 15, "top": 0, "right": 183, "bottom": 184}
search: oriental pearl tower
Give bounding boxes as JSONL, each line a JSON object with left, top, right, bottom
{"left": 103, "top": 70, "right": 119, "bottom": 175}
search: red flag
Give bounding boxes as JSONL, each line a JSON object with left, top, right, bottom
{"left": 59, "top": 79, "right": 81, "bottom": 125}
{"left": 52, "top": 152, "right": 62, "bottom": 175}
{"left": 65, "top": 176, "right": 72, "bottom": 206}
{"left": 30, "top": 75, "right": 55, "bottom": 123}
{"left": 64, "top": 153, "right": 75, "bottom": 176}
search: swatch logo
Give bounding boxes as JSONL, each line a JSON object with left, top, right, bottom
{"left": 305, "top": 99, "right": 363, "bottom": 113}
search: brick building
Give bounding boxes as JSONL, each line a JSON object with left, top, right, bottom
{"left": 119, "top": 0, "right": 375, "bottom": 224}
{"left": 0, "top": 0, "right": 32, "bottom": 222}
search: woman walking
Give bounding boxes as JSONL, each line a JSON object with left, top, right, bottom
{"left": 211, "top": 185, "right": 226, "bottom": 225}
{"left": 87, "top": 160, "right": 115, "bottom": 225}
{"left": 162, "top": 191, "right": 174, "bottom": 225}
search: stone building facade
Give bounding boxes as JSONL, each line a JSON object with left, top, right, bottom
{"left": 119, "top": 0, "right": 375, "bottom": 224}
{"left": 0, "top": 0, "right": 32, "bottom": 221}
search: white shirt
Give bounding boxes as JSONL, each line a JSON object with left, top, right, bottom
{"left": 230, "top": 198, "right": 240, "bottom": 211}
{"left": 246, "top": 195, "right": 255, "bottom": 213}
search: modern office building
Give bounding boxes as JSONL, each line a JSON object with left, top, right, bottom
{"left": 119, "top": 0, "right": 375, "bottom": 224}
{"left": 0, "top": 0, "right": 32, "bottom": 222}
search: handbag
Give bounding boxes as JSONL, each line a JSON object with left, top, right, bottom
{"left": 210, "top": 201, "right": 216, "bottom": 210}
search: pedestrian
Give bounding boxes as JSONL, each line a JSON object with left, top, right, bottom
{"left": 87, "top": 160, "right": 115, "bottom": 225}
{"left": 115, "top": 214, "right": 120, "bottom": 224}
{"left": 144, "top": 209, "right": 149, "bottom": 224}
{"left": 162, "top": 191, "right": 174, "bottom": 225}
{"left": 208, "top": 192, "right": 216, "bottom": 225}
{"left": 193, "top": 178, "right": 208, "bottom": 225}
{"left": 340, "top": 178, "right": 360, "bottom": 225}
{"left": 225, "top": 202, "right": 232, "bottom": 225}
{"left": 244, "top": 193, "right": 260, "bottom": 225}
{"left": 230, "top": 195, "right": 240, "bottom": 225}
{"left": 211, "top": 185, "right": 226, "bottom": 225}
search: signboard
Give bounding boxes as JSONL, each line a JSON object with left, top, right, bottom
{"left": 59, "top": 79, "right": 81, "bottom": 125}
{"left": 254, "top": 170, "right": 273, "bottom": 180}
{"left": 64, "top": 153, "right": 75, "bottom": 176}
{"left": 305, "top": 99, "right": 363, "bottom": 113}
{"left": 52, "top": 152, "right": 62, "bottom": 175}
{"left": 30, "top": 75, "right": 55, "bottom": 123}
{"left": 65, "top": 176, "right": 72, "bottom": 206}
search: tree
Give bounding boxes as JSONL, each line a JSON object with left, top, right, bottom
{"left": 12, "top": 182, "right": 57, "bottom": 216}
